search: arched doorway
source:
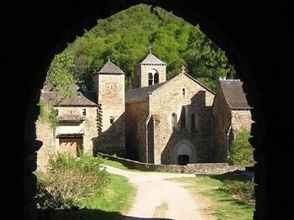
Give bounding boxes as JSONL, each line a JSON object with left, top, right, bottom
{"left": 174, "top": 140, "right": 195, "bottom": 164}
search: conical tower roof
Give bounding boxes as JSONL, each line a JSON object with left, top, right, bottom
{"left": 98, "top": 59, "right": 124, "bottom": 74}
{"left": 140, "top": 52, "right": 166, "bottom": 65}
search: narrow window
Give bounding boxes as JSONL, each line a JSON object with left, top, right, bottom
{"left": 154, "top": 73, "right": 159, "bottom": 84}
{"left": 180, "top": 106, "right": 186, "bottom": 129}
{"left": 110, "top": 116, "right": 114, "bottom": 124}
{"left": 171, "top": 113, "right": 177, "bottom": 131}
{"left": 82, "top": 108, "right": 86, "bottom": 116}
{"left": 148, "top": 72, "right": 153, "bottom": 86}
{"left": 182, "top": 88, "right": 186, "bottom": 96}
{"left": 191, "top": 113, "right": 195, "bottom": 132}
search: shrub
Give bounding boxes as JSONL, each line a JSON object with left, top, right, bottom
{"left": 229, "top": 129, "right": 255, "bottom": 166}
{"left": 221, "top": 180, "right": 255, "bottom": 205}
{"left": 35, "top": 153, "right": 110, "bottom": 209}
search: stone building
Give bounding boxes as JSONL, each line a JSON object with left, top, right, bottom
{"left": 36, "top": 52, "right": 253, "bottom": 169}
{"left": 36, "top": 60, "right": 126, "bottom": 170}
{"left": 126, "top": 53, "right": 215, "bottom": 164}
{"left": 212, "top": 79, "right": 253, "bottom": 162}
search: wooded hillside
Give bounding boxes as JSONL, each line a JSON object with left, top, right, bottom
{"left": 45, "top": 4, "right": 235, "bottom": 96}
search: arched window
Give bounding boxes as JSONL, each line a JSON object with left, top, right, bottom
{"left": 182, "top": 88, "right": 186, "bottom": 96}
{"left": 171, "top": 113, "right": 177, "bottom": 131}
{"left": 148, "top": 72, "right": 153, "bottom": 86}
{"left": 154, "top": 73, "right": 159, "bottom": 84}
{"left": 180, "top": 106, "right": 186, "bottom": 129}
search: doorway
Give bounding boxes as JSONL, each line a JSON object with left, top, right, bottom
{"left": 178, "top": 154, "right": 190, "bottom": 165}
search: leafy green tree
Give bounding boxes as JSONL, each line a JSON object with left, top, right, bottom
{"left": 45, "top": 4, "right": 235, "bottom": 91}
{"left": 45, "top": 52, "right": 77, "bottom": 97}
{"left": 229, "top": 129, "right": 255, "bottom": 166}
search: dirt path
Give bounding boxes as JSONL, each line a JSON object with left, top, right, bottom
{"left": 102, "top": 165, "right": 212, "bottom": 220}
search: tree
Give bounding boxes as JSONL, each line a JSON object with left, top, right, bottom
{"left": 45, "top": 4, "right": 235, "bottom": 91}
{"left": 45, "top": 52, "right": 77, "bottom": 97}
{"left": 229, "top": 129, "right": 255, "bottom": 166}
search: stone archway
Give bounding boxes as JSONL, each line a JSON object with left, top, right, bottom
{"left": 173, "top": 140, "right": 196, "bottom": 164}
{"left": 24, "top": 1, "right": 290, "bottom": 219}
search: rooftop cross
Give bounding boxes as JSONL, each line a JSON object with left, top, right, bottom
{"left": 148, "top": 45, "right": 152, "bottom": 54}
{"left": 181, "top": 65, "right": 186, "bottom": 73}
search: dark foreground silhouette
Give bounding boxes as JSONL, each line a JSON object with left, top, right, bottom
{"left": 37, "top": 208, "right": 174, "bottom": 220}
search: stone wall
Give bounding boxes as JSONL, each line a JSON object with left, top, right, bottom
{"left": 94, "top": 73, "right": 126, "bottom": 155}
{"left": 35, "top": 120, "right": 54, "bottom": 172}
{"left": 125, "top": 100, "right": 149, "bottom": 161}
{"left": 98, "top": 152, "right": 244, "bottom": 174}
{"left": 36, "top": 106, "right": 98, "bottom": 171}
{"left": 149, "top": 73, "right": 215, "bottom": 164}
{"left": 231, "top": 110, "right": 253, "bottom": 131}
{"left": 212, "top": 86, "right": 232, "bottom": 161}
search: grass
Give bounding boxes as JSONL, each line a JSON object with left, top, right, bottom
{"left": 80, "top": 173, "right": 136, "bottom": 214}
{"left": 171, "top": 174, "right": 255, "bottom": 220}
{"left": 100, "top": 157, "right": 130, "bottom": 170}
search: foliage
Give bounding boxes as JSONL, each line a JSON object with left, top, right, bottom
{"left": 80, "top": 174, "right": 136, "bottom": 214}
{"left": 35, "top": 153, "right": 110, "bottom": 209}
{"left": 37, "top": 100, "right": 58, "bottom": 128}
{"left": 45, "top": 52, "right": 77, "bottom": 97}
{"left": 229, "top": 129, "right": 255, "bottom": 166}
{"left": 45, "top": 4, "right": 235, "bottom": 91}
{"left": 221, "top": 179, "right": 255, "bottom": 205}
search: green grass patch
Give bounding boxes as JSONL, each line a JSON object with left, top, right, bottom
{"left": 80, "top": 173, "right": 136, "bottom": 214}
{"left": 171, "top": 174, "right": 255, "bottom": 220}
{"left": 100, "top": 158, "right": 129, "bottom": 170}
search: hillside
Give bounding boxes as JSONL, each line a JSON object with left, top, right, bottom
{"left": 45, "top": 4, "right": 235, "bottom": 96}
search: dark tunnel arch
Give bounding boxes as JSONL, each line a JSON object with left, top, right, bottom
{"left": 24, "top": 1, "right": 290, "bottom": 219}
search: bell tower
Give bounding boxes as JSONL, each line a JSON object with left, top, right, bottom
{"left": 93, "top": 58, "right": 125, "bottom": 156}
{"left": 136, "top": 49, "right": 166, "bottom": 88}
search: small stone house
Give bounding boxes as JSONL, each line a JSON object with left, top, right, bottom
{"left": 212, "top": 79, "right": 253, "bottom": 162}
{"left": 36, "top": 52, "right": 253, "bottom": 170}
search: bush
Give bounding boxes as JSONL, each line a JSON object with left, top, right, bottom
{"left": 221, "top": 180, "right": 255, "bottom": 205}
{"left": 35, "top": 153, "right": 110, "bottom": 209}
{"left": 229, "top": 129, "right": 255, "bottom": 166}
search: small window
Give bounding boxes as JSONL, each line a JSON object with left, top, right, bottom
{"left": 154, "top": 73, "right": 159, "bottom": 84}
{"left": 182, "top": 88, "right": 186, "bottom": 96}
{"left": 110, "top": 116, "right": 114, "bottom": 124}
{"left": 148, "top": 73, "right": 153, "bottom": 86}
{"left": 180, "top": 106, "right": 186, "bottom": 129}
{"left": 82, "top": 108, "right": 86, "bottom": 116}
{"left": 171, "top": 113, "right": 177, "bottom": 131}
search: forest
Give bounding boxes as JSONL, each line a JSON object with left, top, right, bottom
{"left": 45, "top": 4, "right": 235, "bottom": 97}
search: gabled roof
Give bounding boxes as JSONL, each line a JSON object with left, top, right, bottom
{"left": 97, "top": 60, "right": 124, "bottom": 74}
{"left": 126, "top": 82, "right": 167, "bottom": 103}
{"left": 140, "top": 53, "right": 166, "bottom": 65}
{"left": 219, "top": 79, "right": 252, "bottom": 110}
{"left": 126, "top": 69, "right": 215, "bottom": 103}
{"left": 41, "top": 91, "right": 97, "bottom": 106}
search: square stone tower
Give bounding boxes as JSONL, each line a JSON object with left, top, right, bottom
{"left": 136, "top": 52, "right": 166, "bottom": 88}
{"left": 93, "top": 59, "right": 126, "bottom": 156}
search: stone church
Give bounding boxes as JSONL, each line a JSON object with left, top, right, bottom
{"left": 36, "top": 52, "right": 252, "bottom": 170}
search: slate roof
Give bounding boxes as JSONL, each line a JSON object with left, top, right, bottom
{"left": 97, "top": 60, "right": 124, "bottom": 74}
{"left": 219, "top": 79, "right": 252, "bottom": 110}
{"left": 140, "top": 53, "right": 166, "bottom": 65}
{"left": 41, "top": 90, "right": 97, "bottom": 106}
{"left": 126, "top": 82, "right": 167, "bottom": 103}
